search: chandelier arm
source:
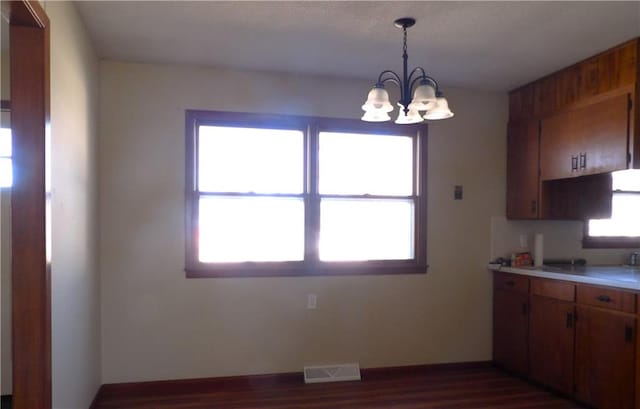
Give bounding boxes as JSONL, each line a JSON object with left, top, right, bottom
{"left": 377, "top": 70, "right": 405, "bottom": 105}
{"left": 407, "top": 67, "right": 427, "bottom": 83}
{"left": 422, "top": 74, "right": 441, "bottom": 92}
{"left": 408, "top": 75, "right": 434, "bottom": 96}
{"left": 376, "top": 70, "right": 402, "bottom": 87}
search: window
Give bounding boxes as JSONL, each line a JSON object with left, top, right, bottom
{"left": 185, "top": 111, "right": 428, "bottom": 277}
{"left": 0, "top": 127, "right": 11, "bottom": 188}
{"left": 585, "top": 169, "right": 640, "bottom": 248}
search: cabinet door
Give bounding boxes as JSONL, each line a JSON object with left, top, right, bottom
{"left": 575, "top": 306, "right": 636, "bottom": 409}
{"left": 493, "top": 288, "right": 529, "bottom": 375}
{"left": 529, "top": 296, "right": 575, "bottom": 394}
{"left": 540, "top": 93, "right": 630, "bottom": 181}
{"left": 580, "top": 93, "right": 631, "bottom": 176}
{"left": 507, "top": 120, "right": 539, "bottom": 219}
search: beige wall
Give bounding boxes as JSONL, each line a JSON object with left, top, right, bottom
{"left": 491, "top": 216, "right": 635, "bottom": 264}
{"left": 99, "top": 60, "right": 508, "bottom": 383}
{"left": 1, "top": 49, "right": 8, "bottom": 101}
{"left": 47, "top": 2, "right": 101, "bottom": 408}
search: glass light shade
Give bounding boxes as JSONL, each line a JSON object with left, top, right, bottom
{"left": 394, "top": 103, "right": 423, "bottom": 124}
{"left": 362, "top": 110, "right": 391, "bottom": 122}
{"left": 410, "top": 83, "right": 436, "bottom": 110}
{"left": 361, "top": 87, "right": 394, "bottom": 113}
{"left": 424, "top": 97, "right": 454, "bottom": 120}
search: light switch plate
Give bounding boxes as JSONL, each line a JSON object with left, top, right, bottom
{"left": 307, "top": 294, "right": 317, "bottom": 309}
{"left": 454, "top": 185, "right": 463, "bottom": 200}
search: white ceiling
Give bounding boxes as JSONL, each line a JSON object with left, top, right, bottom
{"left": 75, "top": 1, "right": 640, "bottom": 92}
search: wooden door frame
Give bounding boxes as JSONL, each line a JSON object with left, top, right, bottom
{"left": 6, "top": 1, "right": 51, "bottom": 408}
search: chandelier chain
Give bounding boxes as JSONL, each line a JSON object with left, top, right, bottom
{"left": 403, "top": 27, "right": 407, "bottom": 56}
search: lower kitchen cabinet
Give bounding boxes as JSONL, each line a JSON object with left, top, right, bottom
{"left": 575, "top": 306, "right": 636, "bottom": 409}
{"left": 529, "top": 295, "right": 575, "bottom": 394}
{"left": 493, "top": 273, "right": 529, "bottom": 376}
{"left": 493, "top": 272, "right": 639, "bottom": 409}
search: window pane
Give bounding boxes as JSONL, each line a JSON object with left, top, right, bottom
{"left": 319, "top": 198, "right": 414, "bottom": 261}
{"left": 198, "top": 126, "right": 303, "bottom": 194}
{"left": 612, "top": 169, "right": 640, "bottom": 191}
{"left": 0, "top": 158, "right": 11, "bottom": 188}
{"left": 199, "top": 196, "right": 304, "bottom": 262}
{"left": 589, "top": 193, "right": 640, "bottom": 237}
{"left": 319, "top": 132, "right": 413, "bottom": 195}
{"left": 0, "top": 128, "right": 10, "bottom": 157}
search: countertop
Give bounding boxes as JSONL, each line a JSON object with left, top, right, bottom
{"left": 490, "top": 264, "right": 640, "bottom": 291}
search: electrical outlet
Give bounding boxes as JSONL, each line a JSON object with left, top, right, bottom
{"left": 519, "top": 234, "right": 528, "bottom": 249}
{"left": 307, "top": 294, "right": 317, "bottom": 309}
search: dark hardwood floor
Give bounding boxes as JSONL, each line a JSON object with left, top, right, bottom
{"left": 94, "top": 365, "right": 586, "bottom": 409}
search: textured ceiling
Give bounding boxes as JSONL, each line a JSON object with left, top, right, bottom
{"left": 75, "top": 1, "right": 640, "bottom": 91}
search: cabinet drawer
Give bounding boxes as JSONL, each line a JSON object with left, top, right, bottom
{"left": 531, "top": 279, "right": 575, "bottom": 301}
{"left": 576, "top": 285, "right": 636, "bottom": 313}
{"left": 494, "top": 272, "right": 529, "bottom": 293}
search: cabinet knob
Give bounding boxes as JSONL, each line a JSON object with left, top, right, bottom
{"left": 566, "top": 312, "right": 574, "bottom": 328}
{"left": 596, "top": 295, "right": 612, "bottom": 303}
{"left": 530, "top": 200, "right": 537, "bottom": 214}
{"left": 625, "top": 325, "right": 634, "bottom": 343}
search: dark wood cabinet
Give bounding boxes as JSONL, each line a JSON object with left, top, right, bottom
{"left": 493, "top": 273, "right": 529, "bottom": 376}
{"left": 529, "top": 279, "right": 575, "bottom": 394}
{"left": 540, "top": 173, "right": 612, "bottom": 220}
{"left": 540, "top": 93, "right": 631, "bottom": 181}
{"left": 575, "top": 306, "right": 636, "bottom": 409}
{"left": 493, "top": 273, "right": 639, "bottom": 409}
{"left": 506, "top": 120, "right": 539, "bottom": 219}
{"left": 506, "top": 38, "right": 639, "bottom": 219}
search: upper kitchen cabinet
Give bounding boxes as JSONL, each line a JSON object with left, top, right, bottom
{"left": 506, "top": 38, "right": 640, "bottom": 220}
{"left": 533, "top": 40, "right": 638, "bottom": 118}
{"left": 507, "top": 119, "right": 539, "bottom": 219}
{"left": 540, "top": 93, "right": 631, "bottom": 181}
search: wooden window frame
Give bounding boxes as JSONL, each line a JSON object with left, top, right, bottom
{"left": 7, "top": 1, "right": 52, "bottom": 408}
{"left": 583, "top": 190, "right": 640, "bottom": 249}
{"left": 185, "top": 110, "right": 428, "bottom": 278}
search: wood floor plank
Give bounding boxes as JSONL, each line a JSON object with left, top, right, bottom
{"left": 93, "top": 366, "right": 585, "bottom": 409}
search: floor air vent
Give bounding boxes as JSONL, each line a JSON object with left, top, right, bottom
{"left": 303, "top": 363, "right": 361, "bottom": 384}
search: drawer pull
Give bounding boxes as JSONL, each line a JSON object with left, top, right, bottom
{"left": 596, "top": 295, "right": 613, "bottom": 303}
{"left": 625, "top": 326, "right": 633, "bottom": 343}
{"left": 571, "top": 156, "right": 579, "bottom": 171}
{"left": 505, "top": 281, "right": 515, "bottom": 287}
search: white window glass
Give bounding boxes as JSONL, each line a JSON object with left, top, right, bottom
{"left": 319, "top": 132, "right": 413, "bottom": 196}
{"left": 589, "top": 170, "right": 640, "bottom": 237}
{"left": 589, "top": 193, "right": 640, "bottom": 237}
{"left": 0, "top": 128, "right": 10, "bottom": 157}
{"left": 0, "top": 128, "right": 11, "bottom": 188}
{"left": 319, "top": 198, "right": 414, "bottom": 261}
{"left": 199, "top": 196, "right": 304, "bottom": 262}
{"left": 198, "top": 126, "right": 303, "bottom": 194}
{"left": 612, "top": 169, "right": 640, "bottom": 191}
{"left": 0, "top": 158, "right": 11, "bottom": 188}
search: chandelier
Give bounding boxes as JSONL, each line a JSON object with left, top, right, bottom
{"left": 361, "top": 18, "right": 454, "bottom": 124}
